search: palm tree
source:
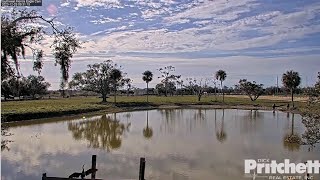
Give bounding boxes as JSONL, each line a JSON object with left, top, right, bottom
{"left": 282, "top": 70, "right": 301, "bottom": 107}
{"left": 110, "top": 69, "right": 123, "bottom": 103}
{"left": 215, "top": 70, "right": 227, "bottom": 102}
{"left": 142, "top": 70, "right": 153, "bottom": 102}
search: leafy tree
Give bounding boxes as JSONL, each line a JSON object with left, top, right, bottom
{"left": 1, "top": 76, "right": 27, "bottom": 99}
{"left": 282, "top": 70, "right": 301, "bottom": 107}
{"left": 1, "top": 77, "right": 18, "bottom": 100}
{"left": 122, "top": 78, "right": 133, "bottom": 96}
{"left": 155, "top": 83, "right": 166, "bottom": 96}
{"left": 167, "top": 81, "right": 177, "bottom": 96}
{"left": 236, "top": 79, "right": 264, "bottom": 101}
{"left": 26, "top": 75, "right": 50, "bottom": 99}
{"left": 110, "top": 68, "right": 123, "bottom": 103}
{"left": 158, "top": 66, "right": 180, "bottom": 97}
{"left": 176, "top": 77, "right": 184, "bottom": 96}
{"left": 69, "top": 60, "right": 121, "bottom": 102}
{"left": 185, "top": 78, "right": 208, "bottom": 101}
{"left": 1, "top": 9, "right": 80, "bottom": 88}
{"left": 142, "top": 70, "right": 153, "bottom": 102}
{"left": 215, "top": 70, "right": 227, "bottom": 102}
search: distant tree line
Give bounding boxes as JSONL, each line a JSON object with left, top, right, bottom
{"left": 66, "top": 60, "right": 316, "bottom": 106}
{"left": 1, "top": 75, "right": 50, "bottom": 100}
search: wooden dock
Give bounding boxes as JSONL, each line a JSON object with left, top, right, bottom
{"left": 42, "top": 155, "right": 146, "bottom": 180}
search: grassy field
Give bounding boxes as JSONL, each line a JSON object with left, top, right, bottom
{"left": 1, "top": 95, "right": 307, "bottom": 122}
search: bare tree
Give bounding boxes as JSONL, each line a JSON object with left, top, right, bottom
{"left": 158, "top": 66, "right": 180, "bottom": 97}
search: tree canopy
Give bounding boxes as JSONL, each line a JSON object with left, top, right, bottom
{"left": 215, "top": 70, "right": 227, "bottom": 102}
{"left": 158, "top": 66, "right": 180, "bottom": 96}
{"left": 282, "top": 70, "right": 301, "bottom": 105}
{"left": 69, "top": 60, "right": 124, "bottom": 102}
{"left": 1, "top": 9, "right": 80, "bottom": 85}
{"left": 236, "top": 79, "right": 264, "bottom": 101}
{"left": 1, "top": 75, "right": 50, "bottom": 100}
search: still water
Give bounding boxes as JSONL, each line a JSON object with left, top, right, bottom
{"left": 1, "top": 109, "right": 320, "bottom": 180}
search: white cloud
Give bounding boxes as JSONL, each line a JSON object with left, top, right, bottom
{"left": 74, "top": 0, "right": 121, "bottom": 8}
{"left": 163, "top": 0, "right": 256, "bottom": 24}
{"left": 90, "top": 17, "right": 120, "bottom": 24}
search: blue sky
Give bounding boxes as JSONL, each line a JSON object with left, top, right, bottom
{"left": 3, "top": 0, "right": 320, "bottom": 89}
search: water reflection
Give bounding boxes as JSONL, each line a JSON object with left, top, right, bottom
{"left": 216, "top": 109, "right": 227, "bottom": 143}
{"left": 143, "top": 111, "right": 153, "bottom": 139}
{"left": 1, "top": 125, "right": 13, "bottom": 151}
{"left": 2, "top": 109, "right": 319, "bottom": 180}
{"left": 68, "top": 113, "right": 131, "bottom": 151}
{"left": 283, "top": 113, "right": 301, "bottom": 151}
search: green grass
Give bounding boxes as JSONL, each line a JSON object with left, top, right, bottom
{"left": 116, "top": 95, "right": 305, "bottom": 107}
{"left": 1, "top": 97, "right": 104, "bottom": 115}
{"left": 1, "top": 95, "right": 307, "bottom": 122}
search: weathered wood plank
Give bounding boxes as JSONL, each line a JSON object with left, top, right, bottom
{"left": 42, "top": 177, "right": 102, "bottom": 180}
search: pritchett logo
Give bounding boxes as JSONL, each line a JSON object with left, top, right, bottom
{"left": 244, "top": 159, "right": 320, "bottom": 179}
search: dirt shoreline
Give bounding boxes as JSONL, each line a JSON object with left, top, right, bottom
{"left": 2, "top": 103, "right": 302, "bottom": 124}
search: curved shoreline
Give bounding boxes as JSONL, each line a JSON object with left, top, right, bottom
{"left": 2, "top": 103, "right": 302, "bottom": 124}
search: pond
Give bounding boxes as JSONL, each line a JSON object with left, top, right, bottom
{"left": 1, "top": 109, "right": 320, "bottom": 180}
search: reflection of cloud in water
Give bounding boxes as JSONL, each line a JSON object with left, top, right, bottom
{"left": 1, "top": 109, "right": 320, "bottom": 180}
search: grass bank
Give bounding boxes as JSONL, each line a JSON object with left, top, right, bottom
{"left": 1, "top": 95, "right": 306, "bottom": 122}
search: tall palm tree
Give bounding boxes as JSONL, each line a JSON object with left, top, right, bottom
{"left": 110, "top": 69, "right": 123, "bottom": 103}
{"left": 215, "top": 70, "right": 227, "bottom": 102}
{"left": 282, "top": 70, "right": 301, "bottom": 107}
{"left": 142, "top": 70, "right": 153, "bottom": 102}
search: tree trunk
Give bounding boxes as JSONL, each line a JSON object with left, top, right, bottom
{"left": 164, "top": 81, "right": 168, "bottom": 97}
{"left": 198, "top": 94, "right": 201, "bottom": 101}
{"left": 102, "top": 93, "right": 107, "bottom": 102}
{"left": 114, "top": 84, "right": 117, "bottom": 103}
{"left": 215, "top": 85, "right": 217, "bottom": 101}
{"left": 291, "top": 88, "right": 294, "bottom": 107}
{"left": 221, "top": 81, "right": 224, "bottom": 103}
{"left": 146, "top": 82, "right": 149, "bottom": 102}
{"left": 291, "top": 113, "right": 294, "bottom": 135}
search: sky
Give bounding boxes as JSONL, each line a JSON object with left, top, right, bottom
{"left": 3, "top": 0, "right": 320, "bottom": 89}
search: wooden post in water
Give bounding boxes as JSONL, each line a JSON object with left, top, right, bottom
{"left": 91, "top": 155, "right": 97, "bottom": 180}
{"left": 139, "top": 157, "right": 146, "bottom": 180}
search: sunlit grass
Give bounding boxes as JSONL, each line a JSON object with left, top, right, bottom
{"left": 1, "top": 95, "right": 306, "bottom": 119}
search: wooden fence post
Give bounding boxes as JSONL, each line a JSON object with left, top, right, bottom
{"left": 139, "top": 157, "right": 146, "bottom": 180}
{"left": 91, "top": 155, "right": 97, "bottom": 180}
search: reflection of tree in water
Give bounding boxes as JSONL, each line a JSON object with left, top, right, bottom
{"left": 194, "top": 109, "right": 205, "bottom": 121}
{"left": 239, "top": 110, "right": 264, "bottom": 133}
{"left": 143, "top": 111, "right": 153, "bottom": 139}
{"left": 283, "top": 113, "right": 301, "bottom": 151}
{"left": 68, "top": 114, "right": 131, "bottom": 151}
{"left": 246, "top": 110, "right": 263, "bottom": 121}
{"left": 216, "top": 109, "right": 227, "bottom": 143}
{"left": 159, "top": 109, "right": 180, "bottom": 133}
{"left": 1, "top": 125, "right": 13, "bottom": 151}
